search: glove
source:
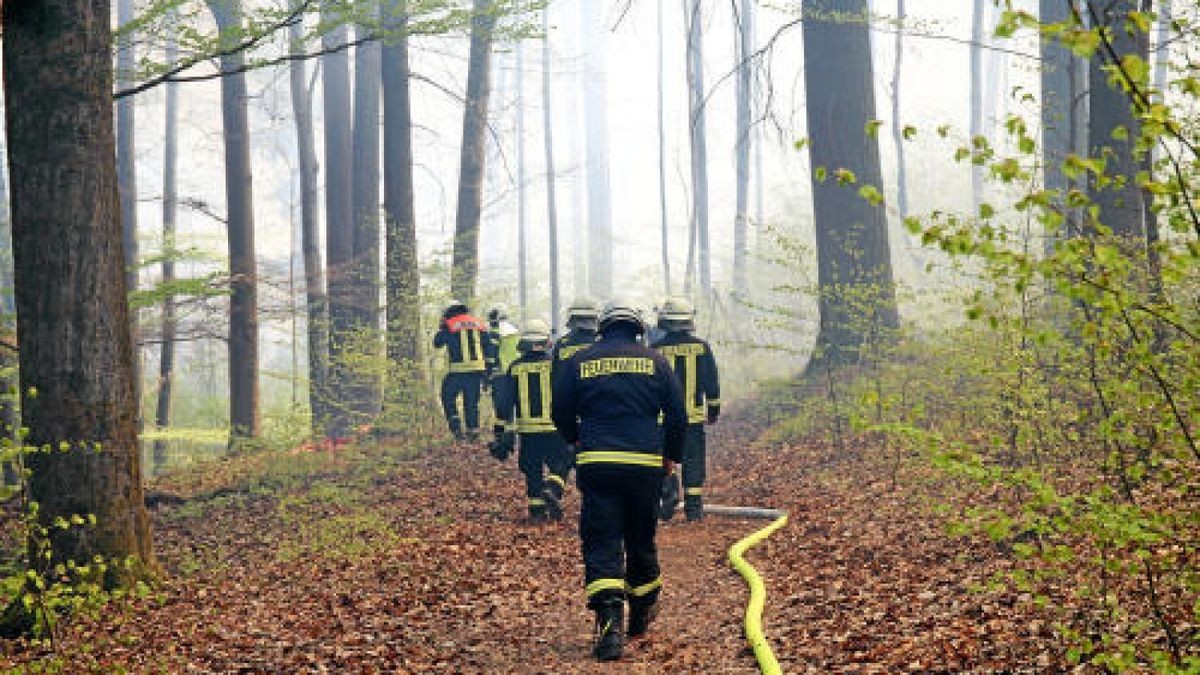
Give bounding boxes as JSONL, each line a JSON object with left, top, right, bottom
{"left": 658, "top": 472, "right": 681, "bottom": 521}
{"left": 488, "top": 431, "right": 515, "bottom": 462}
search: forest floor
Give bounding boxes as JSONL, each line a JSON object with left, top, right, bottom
{"left": 1, "top": 404, "right": 1069, "bottom": 673}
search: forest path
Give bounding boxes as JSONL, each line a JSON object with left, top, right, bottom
{"left": 2, "top": 406, "right": 1062, "bottom": 672}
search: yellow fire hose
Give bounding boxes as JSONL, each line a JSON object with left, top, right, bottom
{"left": 701, "top": 504, "right": 789, "bottom": 674}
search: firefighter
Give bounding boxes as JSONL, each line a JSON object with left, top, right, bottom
{"left": 552, "top": 298, "right": 599, "bottom": 373}
{"left": 552, "top": 299, "right": 687, "bottom": 661}
{"left": 432, "top": 301, "right": 493, "bottom": 442}
{"left": 487, "top": 307, "right": 521, "bottom": 375}
{"left": 651, "top": 297, "right": 720, "bottom": 521}
{"left": 490, "top": 319, "right": 571, "bottom": 523}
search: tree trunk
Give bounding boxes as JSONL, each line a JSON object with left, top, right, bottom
{"left": 0, "top": 120, "right": 17, "bottom": 484}
{"left": 289, "top": 3, "right": 329, "bottom": 433}
{"left": 516, "top": 43, "right": 529, "bottom": 324}
{"left": 542, "top": 4, "right": 562, "bottom": 334}
{"left": 581, "top": 0, "right": 613, "bottom": 299}
{"left": 733, "top": 0, "right": 753, "bottom": 300}
{"left": 686, "top": 0, "right": 711, "bottom": 296}
{"left": 450, "top": 0, "right": 497, "bottom": 302}
{"left": 323, "top": 5, "right": 355, "bottom": 437}
{"left": 2, "top": 0, "right": 155, "bottom": 586}
{"left": 802, "top": 0, "right": 898, "bottom": 369}
{"left": 154, "top": 21, "right": 179, "bottom": 470}
{"left": 208, "top": 0, "right": 261, "bottom": 443}
{"left": 969, "top": 0, "right": 984, "bottom": 213}
{"left": 117, "top": 0, "right": 141, "bottom": 421}
{"left": 657, "top": 0, "right": 671, "bottom": 297}
{"left": 891, "top": 0, "right": 908, "bottom": 220}
{"left": 1039, "top": 0, "right": 1074, "bottom": 252}
{"left": 382, "top": 0, "right": 422, "bottom": 377}
{"left": 1086, "top": 0, "right": 1146, "bottom": 241}
{"left": 351, "top": 23, "right": 383, "bottom": 423}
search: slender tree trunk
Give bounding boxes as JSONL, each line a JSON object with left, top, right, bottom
{"left": 581, "top": 0, "right": 613, "bottom": 299}
{"left": 0, "top": 121, "right": 17, "bottom": 484}
{"left": 1144, "top": 0, "right": 1171, "bottom": 307}
{"left": 1086, "top": 0, "right": 1146, "bottom": 241}
{"left": 564, "top": 5, "right": 587, "bottom": 299}
{"left": 891, "top": 0, "right": 908, "bottom": 220}
{"left": 657, "top": 0, "right": 671, "bottom": 296}
{"left": 117, "top": 0, "right": 141, "bottom": 420}
{"left": 969, "top": 0, "right": 984, "bottom": 213}
{"left": 208, "top": 0, "right": 261, "bottom": 443}
{"left": 154, "top": 23, "right": 179, "bottom": 470}
{"left": 323, "top": 5, "right": 354, "bottom": 437}
{"left": 686, "top": 0, "right": 711, "bottom": 296}
{"left": 450, "top": 0, "right": 497, "bottom": 302}
{"left": 1040, "top": 0, "right": 1073, "bottom": 254}
{"left": 802, "top": 0, "right": 898, "bottom": 370}
{"left": 516, "top": 42, "right": 529, "bottom": 324}
{"left": 542, "top": 5, "right": 562, "bottom": 333}
{"left": 383, "top": 0, "right": 422, "bottom": 370}
{"left": 733, "top": 0, "right": 753, "bottom": 300}
{"left": 2, "top": 0, "right": 155, "bottom": 588}
{"left": 289, "top": 4, "right": 329, "bottom": 433}
{"left": 352, "top": 22, "right": 383, "bottom": 422}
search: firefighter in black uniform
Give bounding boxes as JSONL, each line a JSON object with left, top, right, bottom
{"left": 552, "top": 300, "right": 688, "bottom": 661}
{"left": 432, "top": 301, "right": 494, "bottom": 442}
{"left": 490, "top": 319, "right": 571, "bottom": 523}
{"left": 652, "top": 297, "right": 720, "bottom": 521}
{"left": 552, "top": 298, "right": 599, "bottom": 373}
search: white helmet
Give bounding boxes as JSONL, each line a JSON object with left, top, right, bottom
{"left": 518, "top": 318, "right": 552, "bottom": 351}
{"left": 657, "top": 296, "right": 696, "bottom": 332}
{"left": 565, "top": 298, "right": 599, "bottom": 331}
{"left": 598, "top": 299, "right": 647, "bottom": 334}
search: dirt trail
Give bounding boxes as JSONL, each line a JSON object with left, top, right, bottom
{"left": 0, "top": 409, "right": 1062, "bottom": 673}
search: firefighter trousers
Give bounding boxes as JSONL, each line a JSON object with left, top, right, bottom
{"left": 682, "top": 424, "right": 706, "bottom": 517}
{"left": 440, "top": 371, "right": 484, "bottom": 436}
{"left": 518, "top": 432, "right": 570, "bottom": 515}
{"left": 578, "top": 465, "right": 663, "bottom": 610}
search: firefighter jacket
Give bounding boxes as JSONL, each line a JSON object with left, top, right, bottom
{"left": 493, "top": 350, "right": 557, "bottom": 434}
{"left": 433, "top": 313, "right": 493, "bottom": 374}
{"left": 552, "top": 330, "right": 688, "bottom": 466}
{"left": 553, "top": 328, "right": 597, "bottom": 367}
{"left": 651, "top": 331, "right": 721, "bottom": 425}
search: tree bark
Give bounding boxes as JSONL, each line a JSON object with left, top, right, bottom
{"left": 208, "top": 0, "right": 261, "bottom": 443}
{"left": 2, "top": 0, "right": 155, "bottom": 583}
{"left": 516, "top": 42, "right": 529, "bottom": 324}
{"left": 1039, "top": 0, "right": 1074, "bottom": 251}
{"left": 657, "top": 0, "right": 671, "bottom": 297}
{"left": 686, "top": 0, "right": 711, "bottom": 296}
{"left": 802, "top": 0, "right": 898, "bottom": 369}
{"left": 969, "top": 0, "right": 985, "bottom": 213}
{"left": 117, "top": 0, "right": 141, "bottom": 420}
{"left": 154, "top": 20, "right": 179, "bottom": 470}
{"left": 351, "top": 22, "right": 383, "bottom": 422}
{"left": 450, "top": 0, "right": 497, "bottom": 302}
{"left": 581, "top": 0, "right": 613, "bottom": 299}
{"left": 289, "top": 2, "right": 329, "bottom": 433}
{"left": 382, "top": 0, "right": 422, "bottom": 372}
{"left": 0, "top": 121, "right": 17, "bottom": 485}
{"left": 891, "top": 0, "right": 908, "bottom": 220}
{"left": 1086, "top": 0, "right": 1146, "bottom": 241}
{"left": 542, "top": 4, "right": 561, "bottom": 330}
{"left": 733, "top": 0, "right": 753, "bottom": 300}
{"left": 323, "top": 4, "right": 355, "bottom": 437}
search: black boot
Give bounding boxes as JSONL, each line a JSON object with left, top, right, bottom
{"left": 542, "top": 478, "right": 565, "bottom": 521}
{"left": 591, "top": 600, "right": 625, "bottom": 661}
{"left": 628, "top": 599, "right": 659, "bottom": 638}
{"left": 684, "top": 494, "right": 703, "bottom": 521}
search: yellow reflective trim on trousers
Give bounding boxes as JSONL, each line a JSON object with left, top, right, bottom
{"left": 528, "top": 497, "right": 546, "bottom": 506}
{"left": 627, "top": 576, "right": 662, "bottom": 597}
{"left": 545, "top": 474, "right": 566, "bottom": 488}
{"left": 586, "top": 578, "right": 626, "bottom": 597}
{"left": 685, "top": 487, "right": 703, "bottom": 496}
{"left": 576, "top": 451, "right": 663, "bottom": 468}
